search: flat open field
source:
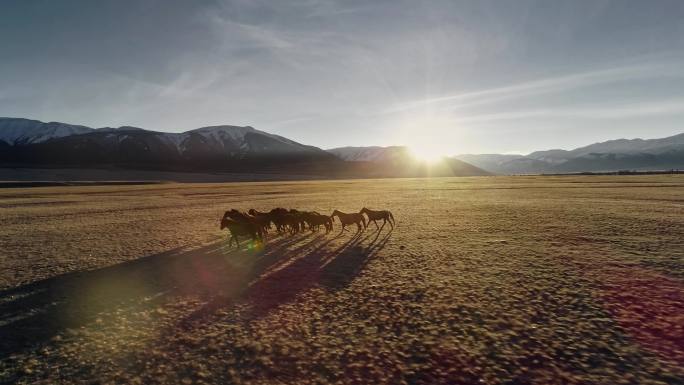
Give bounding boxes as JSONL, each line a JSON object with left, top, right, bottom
{"left": 1, "top": 176, "right": 683, "bottom": 384}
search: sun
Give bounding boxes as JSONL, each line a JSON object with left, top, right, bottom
{"left": 408, "top": 142, "right": 445, "bottom": 163}
{"left": 394, "top": 112, "right": 453, "bottom": 163}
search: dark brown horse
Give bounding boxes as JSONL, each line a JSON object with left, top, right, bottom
{"left": 280, "top": 213, "right": 304, "bottom": 235}
{"left": 245, "top": 209, "right": 274, "bottom": 232}
{"left": 360, "top": 207, "right": 395, "bottom": 229}
{"left": 288, "top": 209, "right": 307, "bottom": 232}
{"left": 331, "top": 210, "right": 366, "bottom": 232}
{"left": 247, "top": 208, "right": 268, "bottom": 216}
{"left": 223, "top": 209, "right": 267, "bottom": 240}
{"left": 267, "top": 208, "right": 291, "bottom": 233}
{"left": 303, "top": 211, "right": 333, "bottom": 233}
{"left": 220, "top": 217, "right": 262, "bottom": 248}
{"left": 264, "top": 208, "right": 300, "bottom": 234}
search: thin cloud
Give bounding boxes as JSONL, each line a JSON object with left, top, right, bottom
{"left": 384, "top": 62, "right": 682, "bottom": 114}
{"left": 266, "top": 115, "right": 319, "bottom": 128}
{"left": 453, "top": 99, "right": 684, "bottom": 123}
{"left": 303, "top": 1, "right": 376, "bottom": 18}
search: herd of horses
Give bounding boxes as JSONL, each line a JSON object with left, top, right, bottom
{"left": 220, "top": 207, "right": 395, "bottom": 248}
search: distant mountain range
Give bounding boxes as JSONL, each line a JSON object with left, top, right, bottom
{"left": 328, "top": 133, "right": 684, "bottom": 174}
{"left": 0, "top": 117, "right": 337, "bottom": 173}
{"left": 453, "top": 132, "right": 684, "bottom": 174}
{"left": 3, "top": 117, "right": 680, "bottom": 177}
{"left": 325, "top": 145, "right": 488, "bottom": 177}
{"left": 0, "top": 117, "right": 488, "bottom": 178}
{"left": 326, "top": 146, "right": 411, "bottom": 162}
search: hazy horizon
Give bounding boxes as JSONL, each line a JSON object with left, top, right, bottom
{"left": 2, "top": 0, "right": 684, "bottom": 155}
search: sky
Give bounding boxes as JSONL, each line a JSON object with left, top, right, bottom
{"left": 1, "top": 0, "right": 684, "bottom": 155}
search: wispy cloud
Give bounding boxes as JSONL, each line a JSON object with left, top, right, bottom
{"left": 384, "top": 62, "right": 682, "bottom": 114}
{"left": 206, "top": 14, "right": 297, "bottom": 51}
{"left": 265, "top": 115, "right": 319, "bottom": 128}
{"left": 453, "top": 98, "right": 684, "bottom": 124}
{"left": 303, "top": 1, "right": 376, "bottom": 18}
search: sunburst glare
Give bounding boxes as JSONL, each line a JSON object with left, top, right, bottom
{"left": 409, "top": 142, "right": 446, "bottom": 163}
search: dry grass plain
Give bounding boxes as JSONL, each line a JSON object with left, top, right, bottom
{"left": 0, "top": 175, "right": 683, "bottom": 384}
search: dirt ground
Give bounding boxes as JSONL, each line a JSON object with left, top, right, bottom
{"left": 0, "top": 176, "right": 682, "bottom": 384}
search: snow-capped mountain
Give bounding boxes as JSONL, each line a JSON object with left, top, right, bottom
{"left": 452, "top": 154, "right": 526, "bottom": 172}
{"left": 326, "top": 146, "right": 411, "bottom": 162}
{"left": 0, "top": 118, "right": 335, "bottom": 170}
{"left": 527, "top": 133, "right": 684, "bottom": 161}
{"left": 454, "top": 132, "right": 684, "bottom": 174}
{"left": 0, "top": 118, "right": 323, "bottom": 156}
{"left": 0, "top": 118, "right": 92, "bottom": 145}
{"left": 0, "top": 117, "right": 491, "bottom": 177}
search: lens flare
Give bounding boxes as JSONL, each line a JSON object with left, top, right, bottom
{"left": 247, "top": 239, "right": 265, "bottom": 252}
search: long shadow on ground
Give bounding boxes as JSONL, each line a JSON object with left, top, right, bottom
{"left": 184, "top": 226, "right": 393, "bottom": 325}
{"left": 0, "top": 227, "right": 392, "bottom": 358}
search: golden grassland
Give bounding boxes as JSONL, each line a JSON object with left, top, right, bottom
{"left": 0, "top": 175, "right": 683, "bottom": 384}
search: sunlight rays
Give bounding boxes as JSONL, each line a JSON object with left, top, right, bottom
{"left": 408, "top": 142, "right": 445, "bottom": 163}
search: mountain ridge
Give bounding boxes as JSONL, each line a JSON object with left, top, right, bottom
{"left": 328, "top": 132, "right": 684, "bottom": 174}
{"left": 0, "top": 118, "right": 338, "bottom": 172}
{"left": 454, "top": 132, "right": 684, "bottom": 174}
{"left": 0, "top": 117, "right": 490, "bottom": 178}
{"left": 5, "top": 117, "right": 679, "bottom": 176}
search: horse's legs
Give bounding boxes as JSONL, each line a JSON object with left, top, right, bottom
{"left": 373, "top": 219, "right": 379, "bottom": 230}
{"left": 228, "top": 234, "right": 235, "bottom": 247}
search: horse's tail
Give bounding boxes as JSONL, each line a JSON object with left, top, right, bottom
{"left": 389, "top": 211, "right": 395, "bottom": 225}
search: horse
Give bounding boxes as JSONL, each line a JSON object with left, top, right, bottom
{"left": 267, "top": 208, "right": 291, "bottom": 233}
{"left": 245, "top": 209, "right": 274, "bottom": 232}
{"left": 288, "top": 209, "right": 307, "bottom": 232}
{"left": 220, "top": 217, "right": 262, "bottom": 248}
{"left": 360, "top": 207, "right": 395, "bottom": 229}
{"left": 282, "top": 213, "right": 305, "bottom": 234}
{"left": 331, "top": 209, "right": 366, "bottom": 232}
{"left": 303, "top": 211, "right": 333, "bottom": 233}
{"left": 265, "top": 209, "right": 300, "bottom": 234}
{"left": 223, "top": 209, "right": 268, "bottom": 240}
{"left": 248, "top": 208, "right": 269, "bottom": 217}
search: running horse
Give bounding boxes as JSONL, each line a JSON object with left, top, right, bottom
{"left": 220, "top": 216, "right": 263, "bottom": 248}
{"left": 360, "top": 207, "right": 395, "bottom": 229}
{"left": 331, "top": 210, "right": 367, "bottom": 232}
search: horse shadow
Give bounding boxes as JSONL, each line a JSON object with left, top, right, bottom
{"left": 0, "top": 227, "right": 392, "bottom": 358}
{"left": 185, "top": 226, "right": 394, "bottom": 324}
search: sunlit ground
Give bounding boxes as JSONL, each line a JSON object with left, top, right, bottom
{"left": 0, "top": 176, "right": 683, "bottom": 384}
